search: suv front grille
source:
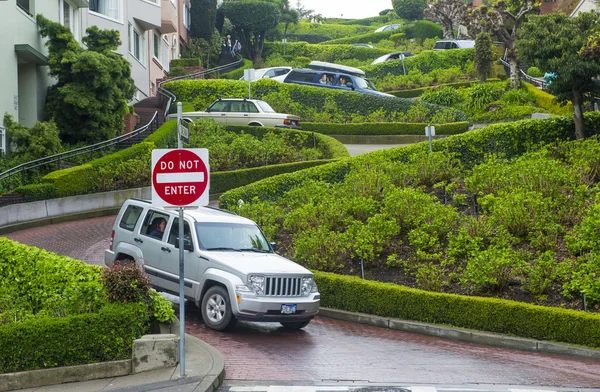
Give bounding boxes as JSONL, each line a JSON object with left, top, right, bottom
{"left": 264, "top": 276, "right": 303, "bottom": 297}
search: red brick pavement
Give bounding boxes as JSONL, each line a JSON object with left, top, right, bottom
{"left": 6, "top": 216, "right": 600, "bottom": 387}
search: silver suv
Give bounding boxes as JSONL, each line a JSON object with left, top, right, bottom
{"left": 105, "top": 199, "right": 320, "bottom": 331}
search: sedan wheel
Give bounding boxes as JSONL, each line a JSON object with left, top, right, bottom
{"left": 201, "top": 286, "right": 237, "bottom": 331}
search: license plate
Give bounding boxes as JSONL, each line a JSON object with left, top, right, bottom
{"left": 281, "top": 304, "right": 297, "bottom": 314}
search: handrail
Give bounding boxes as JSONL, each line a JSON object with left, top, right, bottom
{"left": 0, "top": 111, "right": 158, "bottom": 188}
{"left": 156, "top": 54, "right": 244, "bottom": 119}
{"left": 499, "top": 57, "right": 545, "bottom": 88}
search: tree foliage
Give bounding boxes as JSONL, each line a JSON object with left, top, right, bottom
{"left": 474, "top": 32, "right": 494, "bottom": 82}
{"left": 463, "top": 0, "right": 539, "bottom": 89}
{"left": 190, "top": 0, "right": 218, "bottom": 40}
{"left": 2, "top": 114, "right": 62, "bottom": 161}
{"left": 36, "top": 15, "right": 135, "bottom": 144}
{"left": 424, "top": 0, "right": 468, "bottom": 39}
{"left": 393, "top": 0, "right": 428, "bottom": 21}
{"left": 219, "top": 0, "right": 280, "bottom": 62}
{"left": 518, "top": 11, "right": 600, "bottom": 139}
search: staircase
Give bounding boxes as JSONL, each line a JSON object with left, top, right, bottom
{"left": 119, "top": 97, "right": 165, "bottom": 149}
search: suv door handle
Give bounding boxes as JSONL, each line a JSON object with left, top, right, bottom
{"left": 161, "top": 247, "right": 171, "bottom": 253}
{"left": 134, "top": 238, "right": 143, "bottom": 243}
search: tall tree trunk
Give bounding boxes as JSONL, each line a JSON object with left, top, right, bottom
{"left": 506, "top": 39, "right": 521, "bottom": 89}
{"left": 442, "top": 19, "right": 454, "bottom": 39}
{"left": 572, "top": 90, "right": 587, "bottom": 139}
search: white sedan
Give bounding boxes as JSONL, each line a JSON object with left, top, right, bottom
{"left": 170, "top": 98, "right": 301, "bottom": 128}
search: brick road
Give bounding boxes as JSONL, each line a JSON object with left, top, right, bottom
{"left": 5, "top": 216, "right": 600, "bottom": 387}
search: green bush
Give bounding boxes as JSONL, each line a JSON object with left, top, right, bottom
{"left": 169, "top": 66, "right": 189, "bottom": 77}
{"left": 314, "top": 271, "right": 600, "bottom": 347}
{"left": 301, "top": 122, "right": 470, "bottom": 136}
{"left": 13, "top": 182, "right": 57, "bottom": 201}
{"left": 0, "top": 302, "right": 149, "bottom": 372}
{"left": 285, "top": 34, "right": 332, "bottom": 44}
{"left": 421, "top": 87, "right": 462, "bottom": 107}
{"left": 412, "top": 20, "right": 443, "bottom": 40}
{"left": 321, "top": 31, "right": 394, "bottom": 45}
{"left": 388, "top": 80, "right": 499, "bottom": 98}
{"left": 170, "top": 58, "right": 202, "bottom": 67}
{"left": 365, "top": 49, "right": 475, "bottom": 79}
{"left": 163, "top": 78, "right": 470, "bottom": 123}
{"left": 220, "top": 59, "right": 254, "bottom": 80}
{"left": 524, "top": 82, "right": 572, "bottom": 115}
{"left": 527, "top": 66, "right": 543, "bottom": 77}
{"left": 263, "top": 42, "right": 389, "bottom": 62}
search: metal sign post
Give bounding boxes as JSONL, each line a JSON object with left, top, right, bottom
{"left": 177, "top": 102, "right": 183, "bottom": 149}
{"left": 425, "top": 125, "right": 435, "bottom": 153}
{"left": 244, "top": 68, "right": 255, "bottom": 98}
{"left": 151, "top": 148, "right": 210, "bottom": 377}
{"left": 400, "top": 54, "right": 406, "bottom": 76}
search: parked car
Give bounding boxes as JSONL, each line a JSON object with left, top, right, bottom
{"left": 167, "top": 98, "right": 301, "bottom": 128}
{"left": 239, "top": 66, "right": 292, "bottom": 81}
{"left": 105, "top": 199, "right": 320, "bottom": 331}
{"left": 371, "top": 51, "right": 414, "bottom": 65}
{"left": 351, "top": 43, "right": 375, "bottom": 48}
{"left": 433, "top": 39, "right": 475, "bottom": 50}
{"left": 374, "top": 24, "right": 401, "bottom": 33}
{"left": 271, "top": 61, "right": 395, "bottom": 98}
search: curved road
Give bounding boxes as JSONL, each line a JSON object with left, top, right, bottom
{"left": 6, "top": 216, "right": 600, "bottom": 388}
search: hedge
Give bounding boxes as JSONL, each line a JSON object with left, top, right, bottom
{"left": 0, "top": 302, "right": 149, "bottom": 372}
{"left": 23, "top": 121, "right": 347, "bottom": 200}
{"left": 163, "top": 78, "right": 470, "bottom": 123}
{"left": 263, "top": 42, "right": 389, "bottom": 62}
{"left": 320, "top": 30, "right": 394, "bottom": 45}
{"left": 524, "top": 82, "right": 573, "bottom": 116}
{"left": 12, "top": 182, "right": 57, "bottom": 201}
{"left": 220, "top": 58, "right": 254, "bottom": 80}
{"left": 219, "top": 111, "right": 600, "bottom": 209}
{"left": 301, "top": 121, "right": 470, "bottom": 136}
{"left": 365, "top": 48, "right": 475, "bottom": 79}
{"left": 314, "top": 271, "right": 600, "bottom": 347}
{"left": 388, "top": 80, "right": 501, "bottom": 98}
{"left": 285, "top": 34, "right": 332, "bottom": 44}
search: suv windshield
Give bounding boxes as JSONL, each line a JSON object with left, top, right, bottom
{"left": 196, "top": 222, "right": 272, "bottom": 252}
{"left": 354, "top": 77, "right": 376, "bottom": 91}
{"left": 256, "top": 100, "right": 276, "bottom": 113}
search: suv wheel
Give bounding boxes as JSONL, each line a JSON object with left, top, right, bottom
{"left": 280, "top": 320, "right": 311, "bottom": 330}
{"left": 201, "top": 286, "right": 237, "bottom": 331}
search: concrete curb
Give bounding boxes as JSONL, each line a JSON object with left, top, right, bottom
{"left": 318, "top": 308, "right": 600, "bottom": 360}
{"left": 0, "top": 360, "right": 132, "bottom": 391}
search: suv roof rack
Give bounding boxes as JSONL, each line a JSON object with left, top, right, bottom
{"left": 307, "top": 61, "right": 366, "bottom": 77}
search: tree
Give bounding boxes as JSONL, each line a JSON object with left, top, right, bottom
{"left": 424, "top": 0, "right": 468, "bottom": 39}
{"left": 463, "top": 0, "right": 538, "bottom": 89}
{"left": 190, "top": 0, "right": 218, "bottom": 40}
{"left": 518, "top": 12, "right": 600, "bottom": 139}
{"left": 37, "top": 15, "right": 135, "bottom": 144}
{"left": 220, "top": 0, "right": 280, "bottom": 63}
{"left": 3, "top": 114, "right": 62, "bottom": 161}
{"left": 392, "top": 0, "right": 428, "bottom": 21}
{"left": 277, "top": 0, "right": 300, "bottom": 37}
{"left": 474, "top": 32, "right": 494, "bottom": 82}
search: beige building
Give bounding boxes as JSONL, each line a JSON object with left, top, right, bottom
{"left": 0, "top": 0, "right": 191, "bottom": 128}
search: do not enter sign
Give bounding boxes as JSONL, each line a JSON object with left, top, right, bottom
{"left": 151, "top": 149, "right": 210, "bottom": 207}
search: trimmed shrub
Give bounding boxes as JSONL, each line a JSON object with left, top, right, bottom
{"left": 263, "top": 42, "right": 389, "bottom": 62}
{"left": 286, "top": 34, "right": 332, "bottom": 44}
{"left": 170, "top": 58, "right": 203, "bottom": 67}
{"left": 163, "top": 78, "right": 470, "bottom": 123}
{"left": 0, "top": 302, "right": 149, "bottom": 372}
{"left": 527, "top": 66, "right": 543, "bottom": 77}
{"left": 321, "top": 31, "right": 394, "bottom": 45}
{"left": 169, "top": 66, "right": 188, "bottom": 77}
{"left": 220, "top": 59, "right": 254, "bottom": 80}
{"left": 219, "top": 111, "right": 600, "bottom": 209}
{"left": 365, "top": 49, "right": 475, "bottom": 79}
{"left": 13, "top": 182, "right": 57, "bottom": 201}
{"left": 388, "top": 80, "right": 499, "bottom": 98}
{"left": 301, "top": 122, "right": 470, "bottom": 136}
{"left": 524, "top": 82, "right": 572, "bottom": 115}
{"left": 314, "top": 271, "right": 600, "bottom": 347}
{"left": 412, "top": 20, "right": 443, "bottom": 40}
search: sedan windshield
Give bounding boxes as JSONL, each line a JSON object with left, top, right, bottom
{"left": 195, "top": 222, "right": 272, "bottom": 252}
{"left": 256, "top": 100, "right": 276, "bottom": 113}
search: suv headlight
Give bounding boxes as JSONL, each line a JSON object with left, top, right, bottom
{"left": 302, "top": 277, "right": 318, "bottom": 296}
{"left": 248, "top": 275, "right": 265, "bottom": 295}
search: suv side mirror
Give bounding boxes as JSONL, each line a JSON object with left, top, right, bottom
{"left": 270, "top": 242, "right": 278, "bottom": 252}
{"left": 347, "top": 82, "right": 354, "bottom": 90}
{"left": 175, "top": 238, "right": 194, "bottom": 252}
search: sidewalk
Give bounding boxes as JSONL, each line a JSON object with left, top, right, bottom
{"left": 16, "top": 334, "right": 225, "bottom": 392}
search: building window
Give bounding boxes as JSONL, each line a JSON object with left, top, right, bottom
{"left": 17, "top": 0, "right": 32, "bottom": 15}
{"left": 183, "top": 2, "right": 191, "bottom": 29}
{"left": 153, "top": 32, "right": 160, "bottom": 60}
{"left": 162, "top": 36, "right": 170, "bottom": 71}
{"left": 59, "top": 0, "right": 80, "bottom": 40}
{"left": 89, "top": 0, "right": 121, "bottom": 21}
{"left": 129, "top": 24, "right": 145, "bottom": 65}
